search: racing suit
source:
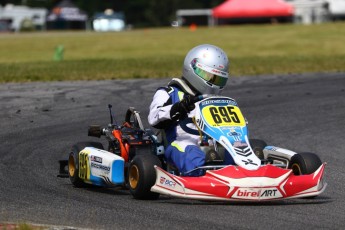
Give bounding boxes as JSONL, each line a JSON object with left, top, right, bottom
{"left": 148, "top": 78, "right": 205, "bottom": 175}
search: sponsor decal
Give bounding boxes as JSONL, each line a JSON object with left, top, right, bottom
{"left": 201, "top": 99, "right": 237, "bottom": 106}
{"left": 160, "top": 176, "right": 166, "bottom": 184}
{"left": 241, "top": 159, "right": 257, "bottom": 165}
{"left": 91, "top": 162, "right": 110, "bottom": 172}
{"left": 212, "top": 69, "right": 221, "bottom": 74}
{"left": 266, "top": 146, "right": 278, "bottom": 151}
{"left": 228, "top": 130, "right": 241, "bottom": 137}
{"left": 159, "top": 176, "right": 176, "bottom": 188}
{"left": 90, "top": 155, "right": 102, "bottom": 163}
{"left": 233, "top": 141, "right": 248, "bottom": 148}
{"left": 211, "top": 68, "right": 227, "bottom": 76}
{"left": 227, "top": 128, "right": 243, "bottom": 141}
{"left": 233, "top": 188, "right": 282, "bottom": 199}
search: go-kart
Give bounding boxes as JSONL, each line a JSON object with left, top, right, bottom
{"left": 58, "top": 96, "right": 326, "bottom": 201}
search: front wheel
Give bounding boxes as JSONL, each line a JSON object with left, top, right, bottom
{"left": 288, "top": 152, "right": 322, "bottom": 175}
{"left": 128, "top": 154, "right": 162, "bottom": 200}
{"left": 249, "top": 139, "right": 267, "bottom": 159}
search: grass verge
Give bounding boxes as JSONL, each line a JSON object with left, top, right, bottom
{"left": 0, "top": 22, "right": 344, "bottom": 82}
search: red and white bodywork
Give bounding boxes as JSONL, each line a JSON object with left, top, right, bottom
{"left": 151, "top": 96, "right": 327, "bottom": 201}
{"left": 151, "top": 164, "right": 326, "bottom": 201}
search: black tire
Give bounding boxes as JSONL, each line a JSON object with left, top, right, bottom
{"left": 128, "top": 154, "right": 162, "bottom": 200}
{"left": 249, "top": 139, "right": 267, "bottom": 159}
{"left": 68, "top": 141, "right": 104, "bottom": 187}
{"left": 288, "top": 152, "right": 322, "bottom": 175}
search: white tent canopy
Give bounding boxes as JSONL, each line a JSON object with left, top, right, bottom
{"left": 0, "top": 4, "right": 47, "bottom": 31}
{"left": 176, "top": 9, "right": 214, "bottom": 26}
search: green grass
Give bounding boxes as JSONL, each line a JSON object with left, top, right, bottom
{"left": 1, "top": 22, "right": 345, "bottom": 82}
{"left": 0, "top": 223, "right": 45, "bottom": 230}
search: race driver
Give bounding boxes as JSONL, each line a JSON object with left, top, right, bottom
{"left": 148, "top": 44, "right": 234, "bottom": 175}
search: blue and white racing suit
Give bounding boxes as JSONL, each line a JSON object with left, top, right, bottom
{"left": 148, "top": 79, "right": 234, "bottom": 175}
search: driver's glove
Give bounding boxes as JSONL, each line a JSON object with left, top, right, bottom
{"left": 170, "top": 95, "right": 199, "bottom": 121}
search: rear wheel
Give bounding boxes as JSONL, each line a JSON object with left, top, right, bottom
{"left": 288, "top": 152, "right": 322, "bottom": 175}
{"left": 68, "top": 141, "right": 104, "bottom": 187}
{"left": 249, "top": 139, "right": 267, "bottom": 159}
{"left": 128, "top": 154, "right": 162, "bottom": 200}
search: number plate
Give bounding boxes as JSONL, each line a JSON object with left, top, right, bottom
{"left": 202, "top": 105, "right": 245, "bottom": 127}
{"left": 79, "top": 150, "right": 90, "bottom": 180}
{"left": 196, "top": 96, "right": 260, "bottom": 170}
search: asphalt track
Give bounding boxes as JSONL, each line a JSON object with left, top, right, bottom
{"left": 0, "top": 73, "right": 344, "bottom": 229}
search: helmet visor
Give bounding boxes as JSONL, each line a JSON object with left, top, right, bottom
{"left": 192, "top": 60, "right": 228, "bottom": 87}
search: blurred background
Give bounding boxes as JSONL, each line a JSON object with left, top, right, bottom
{"left": 0, "top": 0, "right": 345, "bottom": 32}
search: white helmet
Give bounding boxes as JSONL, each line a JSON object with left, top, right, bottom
{"left": 183, "top": 44, "right": 230, "bottom": 95}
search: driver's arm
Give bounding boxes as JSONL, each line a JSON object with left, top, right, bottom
{"left": 148, "top": 88, "right": 174, "bottom": 129}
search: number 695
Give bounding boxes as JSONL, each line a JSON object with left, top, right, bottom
{"left": 209, "top": 106, "right": 240, "bottom": 124}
